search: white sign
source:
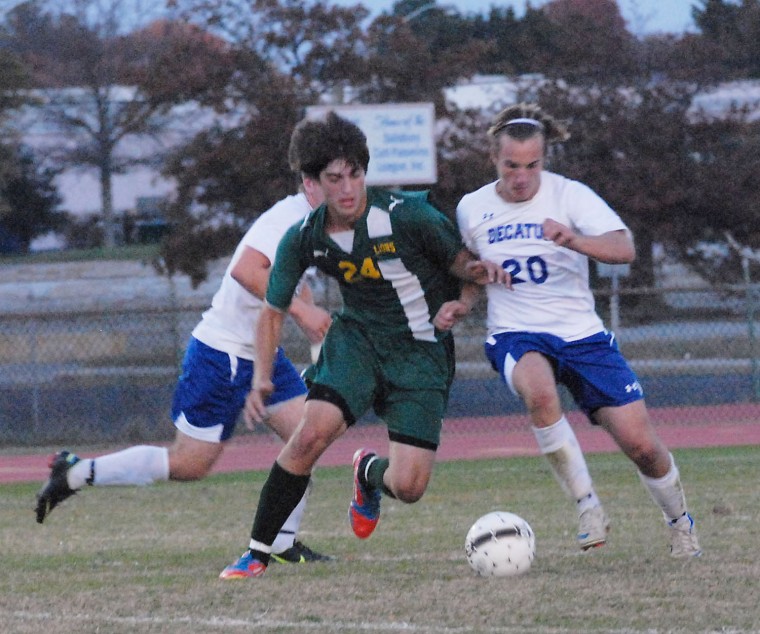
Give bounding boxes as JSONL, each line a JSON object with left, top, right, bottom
{"left": 306, "top": 103, "right": 437, "bottom": 185}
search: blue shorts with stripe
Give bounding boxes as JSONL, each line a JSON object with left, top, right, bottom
{"left": 484, "top": 330, "right": 644, "bottom": 421}
{"left": 171, "top": 337, "right": 306, "bottom": 442}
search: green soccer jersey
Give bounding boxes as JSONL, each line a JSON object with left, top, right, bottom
{"left": 266, "top": 188, "right": 463, "bottom": 342}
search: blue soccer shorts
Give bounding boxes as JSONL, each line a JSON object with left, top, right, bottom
{"left": 171, "top": 337, "right": 306, "bottom": 442}
{"left": 484, "top": 330, "right": 644, "bottom": 420}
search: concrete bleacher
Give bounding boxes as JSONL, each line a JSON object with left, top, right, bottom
{"left": 1, "top": 258, "right": 227, "bottom": 313}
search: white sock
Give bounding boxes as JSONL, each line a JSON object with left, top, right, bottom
{"left": 638, "top": 453, "right": 688, "bottom": 523}
{"left": 67, "top": 446, "right": 169, "bottom": 488}
{"left": 269, "top": 479, "right": 312, "bottom": 554}
{"left": 533, "top": 416, "right": 598, "bottom": 510}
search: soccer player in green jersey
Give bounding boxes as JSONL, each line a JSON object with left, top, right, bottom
{"left": 220, "top": 111, "right": 509, "bottom": 579}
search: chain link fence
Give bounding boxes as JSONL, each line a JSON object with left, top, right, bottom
{"left": 2, "top": 273, "right": 759, "bottom": 447}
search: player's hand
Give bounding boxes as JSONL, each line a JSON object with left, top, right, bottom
{"left": 543, "top": 218, "right": 577, "bottom": 249}
{"left": 433, "top": 300, "right": 471, "bottom": 331}
{"left": 244, "top": 382, "right": 274, "bottom": 429}
{"left": 295, "top": 303, "right": 332, "bottom": 345}
{"left": 465, "top": 259, "right": 512, "bottom": 288}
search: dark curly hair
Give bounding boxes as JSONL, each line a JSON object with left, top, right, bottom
{"left": 288, "top": 111, "right": 370, "bottom": 180}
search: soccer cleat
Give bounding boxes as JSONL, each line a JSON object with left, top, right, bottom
{"left": 271, "top": 540, "right": 334, "bottom": 564}
{"left": 669, "top": 512, "right": 703, "bottom": 558}
{"left": 577, "top": 505, "right": 610, "bottom": 550}
{"left": 219, "top": 551, "right": 267, "bottom": 579}
{"left": 349, "top": 448, "right": 381, "bottom": 539}
{"left": 35, "top": 450, "right": 81, "bottom": 524}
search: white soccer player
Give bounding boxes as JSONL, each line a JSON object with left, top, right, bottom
{"left": 443, "top": 103, "right": 701, "bottom": 558}
{"left": 35, "top": 177, "right": 334, "bottom": 564}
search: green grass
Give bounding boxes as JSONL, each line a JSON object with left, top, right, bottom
{"left": 2, "top": 447, "right": 759, "bottom": 633}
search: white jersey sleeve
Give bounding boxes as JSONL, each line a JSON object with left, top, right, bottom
{"left": 191, "top": 192, "right": 312, "bottom": 359}
{"left": 457, "top": 173, "right": 629, "bottom": 341}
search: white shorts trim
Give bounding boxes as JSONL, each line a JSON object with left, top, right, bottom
{"left": 503, "top": 352, "right": 518, "bottom": 395}
{"left": 174, "top": 411, "right": 225, "bottom": 443}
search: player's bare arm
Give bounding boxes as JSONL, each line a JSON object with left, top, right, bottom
{"left": 288, "top": 284, "right": 332, "bottom": 344}
{"left": 231, "top": 247, "right": 330, "bottom": 345}
{"left": 433, "top": 283, "right": 483, "bottom": 331}
{"left": 245, "top": 303, "right": 285, "bottom": 428}
{"left": 231, "top": 246, "right": 271, "bottom": 297}
{"left": 542, "top": 219, "right": 635, "bottom": 264}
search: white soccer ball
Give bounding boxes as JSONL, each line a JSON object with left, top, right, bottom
{"left": 465, "top": 511, "right": 536, "bottom": 577}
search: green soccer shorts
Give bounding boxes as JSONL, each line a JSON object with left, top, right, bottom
{"left": 307, "top": 315, "right": 455, "bottom": 449}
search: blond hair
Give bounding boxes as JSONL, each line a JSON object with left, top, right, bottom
{"left": 488, "top": 103, "right": 570, "bottom": 148}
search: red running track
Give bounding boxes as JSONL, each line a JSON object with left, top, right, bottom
{"left": 2, "top": 404, "right": 759, "bottom": 484}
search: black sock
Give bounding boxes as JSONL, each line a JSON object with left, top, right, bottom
{"left": 362, "top": 455, "right": 395, "bottom": 499}
{"left": 250, "top": 461, "right": 310, "bottom": 563}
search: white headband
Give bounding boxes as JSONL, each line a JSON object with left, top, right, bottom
{"left": 506, "top": 117, "right": 544, "bottom": 128}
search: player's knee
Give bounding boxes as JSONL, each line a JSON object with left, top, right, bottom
{"left": 167, "top": 448, "right": 217, "bottom": 481}
{"left": 168, "top": 462, "right": 211, "bottom": 481}
{"left": 291, "top": 427, "right": 330, "bottom": 457}
{"left": 266, "top": 396, "right": 306, "bottom": 442}
{"left": 391, "top": 479, "right": 427, "bottom": 503}
{"left": 523, "top": 388, "right": 559, "bottom": 415}
{"left": 291, "top": 412, "right": 343, "bottom": 458}
{"left": 625, "top": 442, "right": 661, "bottom": 474}
{"left": 394, "top": 488, "right": 424, "bottom": 504}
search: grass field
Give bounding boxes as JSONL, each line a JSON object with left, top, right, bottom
{"left": 2, "top": 446, "right": 759, "bottom": 633}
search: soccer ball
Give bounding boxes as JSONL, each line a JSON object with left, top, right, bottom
{"left": 465, "top": 511, "right": 536, "bottom": 577}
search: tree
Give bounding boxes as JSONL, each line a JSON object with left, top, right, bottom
{"left": 0, "top": 48, "right": 29, "bottom": 115}
{"left": 159, "top": 69, "right": 302, "bottom": 286}
{"left": 0, "top": 37, "right": 31, "bottom": 183}
{"left": 468, "top": 6, "right": 529, "bottom": 75}
{"left": 540, "top": 0, "right": 639, "bottom": 83}
{"left": 681, "top": 111, "right": 760, "bottom": 281}
{"left": 524, "top": 79, "right": 760, "bottom": 293}
{"left": 123, "top": 19, "right": 234, "bottom": 108}
{"left": 154, "top": 0, "right": 760, "bottom": 288}
{"left": 690, "top": 0, "right": 760, "bottom": 79}
{"left": 356, "top": 8, "right": 490, "bottom": 108}
{"left": 154, "top": 0, "right": 373, "bottom": 283}
{"left": 0, "top": 28, "right": 47, "bottom": 252}
{"left": 0, "top": 53, "right": 26, "bottom": 211}
{"left": 530, "top": 82, "right": 698, "bottom": 290}
{"left": 0, "top": 146, "right": 62, "bottom": 252}
{"left": 432, "top": 105, "right": 493, "bottom": 216}
{"left": 2, "top": 0, "right": 233, "bottom": 248}
{"left": 169, "top": 0, "right": 369, "bottom": 102}
{"left": 157, "top": 0, "right": 499, "bottom": 284}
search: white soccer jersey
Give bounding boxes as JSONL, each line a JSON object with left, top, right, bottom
{"left": 457, "top": 172, "right": 629, "bottom": 341}
{"left": 191, "top": 192, "right": 312, "bottom": 359}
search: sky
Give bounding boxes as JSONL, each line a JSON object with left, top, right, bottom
{"left": 332, "top": 0, "right": 697, "bottom": 36}
{"left": 1, "top": 0, "right": 697, "bottom": 36}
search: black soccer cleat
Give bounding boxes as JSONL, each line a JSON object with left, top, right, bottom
{"left": 270, "top": 540, "right": 334, "bottom": 564}
{"left": 35, "top": 450, "right": 81, "bottom": 524}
